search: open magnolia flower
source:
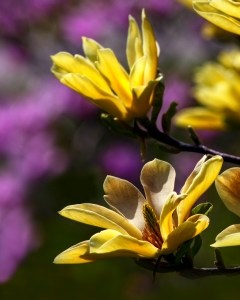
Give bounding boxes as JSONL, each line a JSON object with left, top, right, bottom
{"left": 51, "top": 10, "right": 161, "bottom": 121}
{"left": 193, "top": 0, "right": 240, "bottom": 35}
{"left": 212, "top": 167, "right": 240, "bottom": 247}
{"left": 174, "top": 49, "right": 240, "bottom": 130}
{"left": 54, "top": 155, "right": 223, "bottom": 264}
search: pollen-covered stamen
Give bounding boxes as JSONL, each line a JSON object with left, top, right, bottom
{"left": 142, "top": 203, "right": 163, "bottom": 249}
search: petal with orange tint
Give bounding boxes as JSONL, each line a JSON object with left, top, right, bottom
{"left": 89, "top": 229, "right": 160, "bottom": 258}
{"left": 215, "top": 167, "right": 240, "bottom": 218}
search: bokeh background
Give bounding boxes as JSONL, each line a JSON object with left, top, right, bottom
{"left": 1, "top": 0, "right": 240, "bottom": 299}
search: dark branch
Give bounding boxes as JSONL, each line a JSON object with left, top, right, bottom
{"left": 139, "top": 119, "right": 240, "bottom": 165}
{"left": 136, "top": 259, "right": 240, "bottom": 279}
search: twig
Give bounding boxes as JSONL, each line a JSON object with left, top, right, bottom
{"left": 139, "top": 119, "right": 240, "bottom": 165}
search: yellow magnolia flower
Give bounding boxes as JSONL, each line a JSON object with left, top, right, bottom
{"left": 212, "top": 167, "right": 240, "bottom": 247}
{"left": 193, "top": 0, "right": 240, "bottom": 35}
{"left": 54, "top": 155, "right": 222, "bottom": 264}
{"left": 51, "top": 10, "right": 161, "bottom": 121}
{"left": 175, "top": 49, "right": 240, "bottom": 130}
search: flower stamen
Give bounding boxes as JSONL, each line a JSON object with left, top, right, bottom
{"left": 142, "top": 203, "right": 163, "bottom": 249}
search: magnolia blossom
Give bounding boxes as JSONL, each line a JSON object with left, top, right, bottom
{"left": 54, "top": 155, "right": 222, "bottom": 264}
{"left": 51, "top": 10, "right": 161, "bottom": 121}
{"left": 174, "top": 49, "right": 240, "bottom": 130}
{"left": 193, "top": 0, "right": 240, "bottom": 35}
{"left": 212, "top": 167, "right": 240, "bottom": 247}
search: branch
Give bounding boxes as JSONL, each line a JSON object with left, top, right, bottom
{"left": 136, "top": 259, "right": 240, "bottom": 279}
{"left": 139, "top": 119, "right": 240, "bottom": 165}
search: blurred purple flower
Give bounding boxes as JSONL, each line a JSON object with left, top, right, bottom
{"left": 0, "top": 205, "right": 37, "bottom": 283}
{"left": 0, "top": 173, "right": 26, "bottom": 206}
{"left": 99, "top": 143, "right": 143, "bottom": 182}
{"left": 0, "top": 0, "right": 65, "bottom": 36}
{"left": 0, "top": 75, "right": 98, "bottom": 281}
{"left": 61, "top": 0, "right": 131, "bottom": 43}
{"left": 61, "top": 0, "right": 178, "bottom": 45}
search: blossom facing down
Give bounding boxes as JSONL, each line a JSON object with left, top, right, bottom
{"left": 193, "top": 0, "right": 240, "bottom": 35}
{"left": 174, "top": 49, "right": 240, "bottom": 130}
{"left": 51, "top": 10, "right": 161, "bottom": 121}
{"left": 54, "top": 155, "right": 222, "bottom": 264}
{"left": 212, "top": 167, "right": 240, "bottom": 247}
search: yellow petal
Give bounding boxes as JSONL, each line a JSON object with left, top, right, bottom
{"left": 51, "top": 52, "right": 112, "bottom": 93}
{"left": 126, "top": 15, "right": 143, "bottom": 69}
{"left": 141, "top": 9, "right": 159, "bottom": 83}
{"left": 95, "top": 49, "right": 132, "bottom": 104}
{"left": 177, "top": 155, "right": 223, "bottom": 224}
{"left": 89, "top": 229, "right": 160, "bottom": 258}
{"left": 211, "top": 224, "right": 240, "bottom": 247}
{"left": 59, "top": 203, "right": 142, "bottom": 239}
{"left": 131, "top": 77, "right": 162, "bottom": 113}
{"left": 129, "top": 56, "right": 146, "bottom": 88}
{"left": 51, "top": 52, "right": 85, "bottom": 74}
{"left": 210, "top": 0, "right": 240, "bottom": 19}
{"left": 161, "top": 214, "right": 209, "bottom": 254}
{"left": 103, "top": 176, "right": 145, "bottom": 232}
{"left": 174, "top": 107, "right": 226, "bottom": 130}
{"left": 53, "top": 241, "right": 94, "bottom": 264}
{"left": 60, "top": 73, "right": 128, "bottom": 119}
{"left": 140, "top": 158, "right": 176, "bottom": 217}
{"left": 160, "top": 193, "right": 186, "bottom": 241}
{"left": 193, "top": 2, "right": 240, "bottom": 35}
{"left": 82, "top": 37, "right": 103, "bottom": 62}
{"left": 215, "top": 167, "right": 240, "bottom": 218}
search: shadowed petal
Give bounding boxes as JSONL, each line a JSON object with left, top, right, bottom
{"left": 211, "top": 224, "right": 240, "bottom": 247}
{"left": 59, "top": 203, "right": 142, "bottom": 239}
{"left": 215, "top": 168, "right": 240, "bottom": 218}
{"left": 103, "top": 176, "right": 145, "bottom": 231}
{"left": 140, "top": 159, "right": 176, "bottom": 217}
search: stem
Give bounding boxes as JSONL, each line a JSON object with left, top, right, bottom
{"left": 139, "top": 119, "right": 240, "bottom": 165}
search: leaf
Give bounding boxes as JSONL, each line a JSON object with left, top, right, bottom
{"left": 192, "top": 202, "right": 213, "bottom": 216}
{"left": 161, "top": 102, "right": 178, "bottom": 134}
{"left": 150, "top": 80, "right": 165, "bottom": 124}
{"left": 189, "top": 235, "right": 202, "bottom": 258}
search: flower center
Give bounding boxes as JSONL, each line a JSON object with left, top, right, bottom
{"left": 142, "top": 203, "right": 163, "bottom": 249}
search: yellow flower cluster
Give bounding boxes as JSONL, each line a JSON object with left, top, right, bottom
{"left": 193, "top": 0, "right": 240, "bottom": 36}
{"left": 51, "top": 10, "right": 161, "bottom": 122}
{"left": 54, "top": 156, "right": 222, "bottom": 264}
{"left": 175, "top": 49, "right": 240, "bottom": 130}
